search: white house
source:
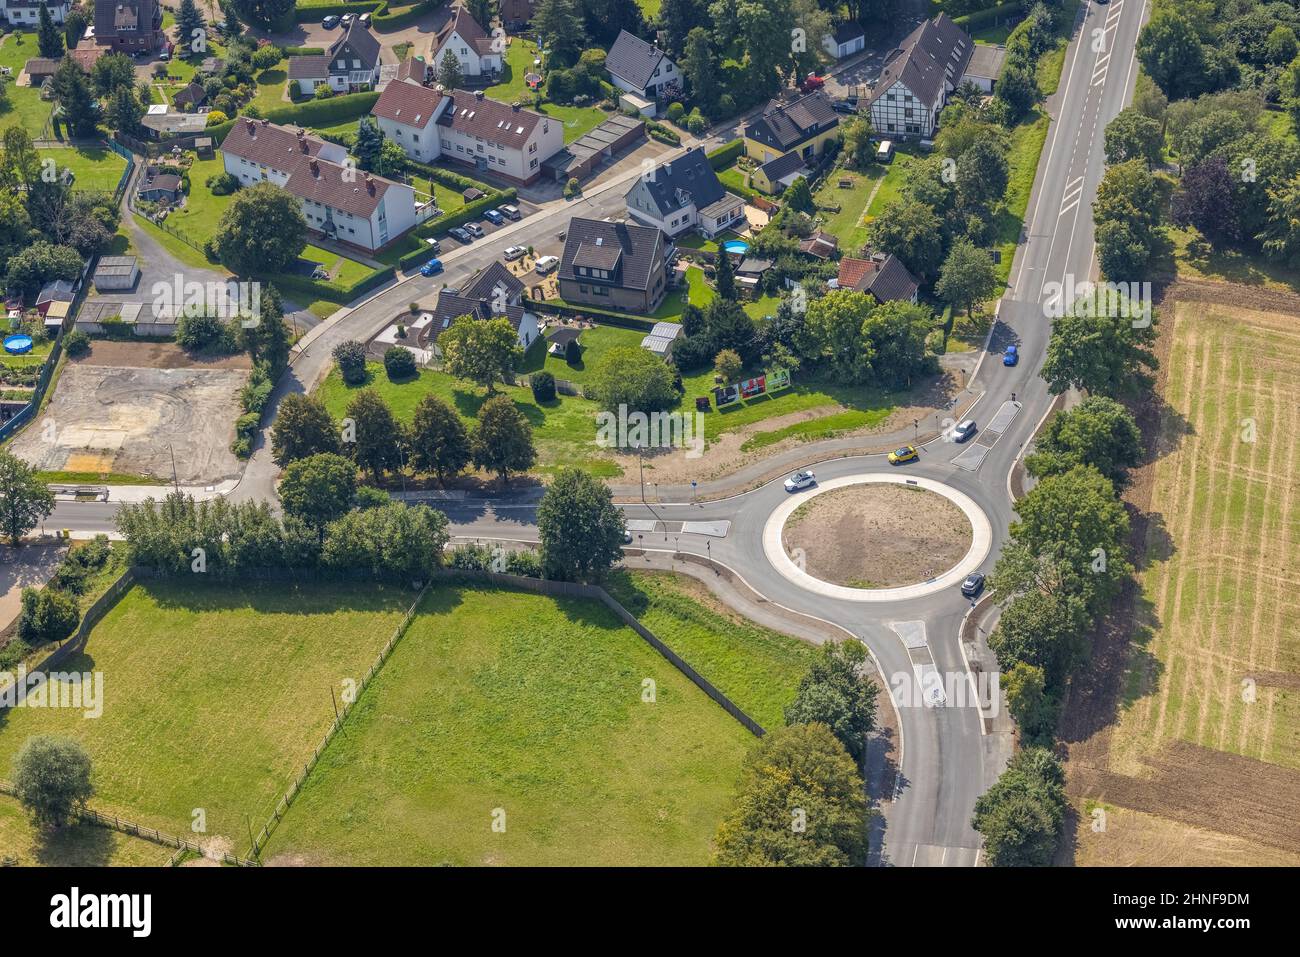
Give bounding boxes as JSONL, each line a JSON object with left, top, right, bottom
{"left": 286, "top": 19, "right": 382, "bottom": 96}
{"left": 431, "top": 6, "right": 502, "bottom": 79}
{"left": 823, "top": 22, "right": 866, "bottom": 59}
{"left": 3, "top": 0, "right": 71, "bottom": 24}
{"left": 867, "top": 13, "right": 975, "bottom": 139}
{"left": 421, "top": 261, "right": 538, "bottom": 355}
{"left": 624, "top": 146, "right": 746, "bottom": 240}
{"left": 221, "top": 119, "right": 431, "bottom": 252}
{"left": 371, "top": 84, "right": 563, "bottom": 185}
{"left": 605, "top": 30, "right": 679, "bottom": 111}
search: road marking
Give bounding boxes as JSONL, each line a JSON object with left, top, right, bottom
{"left": 889, "top": 621, "right": 947, "bottom": 707}
{"left": 951, "top": 401, "right": 1021, "bottom": 471}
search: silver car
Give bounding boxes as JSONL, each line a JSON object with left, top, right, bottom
{"left": 951, "top": 420, "right": 976, "bottom": 442}
{"left": 783, "top": 470, "right": 816, "bottom": 492}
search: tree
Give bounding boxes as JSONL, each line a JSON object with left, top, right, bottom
{"left": 797, "top": 288, "right": 874, "bottom": 384}
{"left": 322, "top": 502, "right": 449, "bottom": 578}
{"left": 537, "top": 467, "right": 625, "bottom": 581}
{"left": 935, "top": 239, "right": 998, "bottom": 317}
{"left": 783, "top": 641, "right": 878, "bottom": 763}
{"left": 409, "top": 394, "right": 471, "bottom": 484}
{"left": 472, "top": 394, "right": 536, "bottom": 485}
{"left": 714, "top": 246, "right": 736, "bottom": 300}
{"left": 2, "top": 127, "right": 42, "bottom": 191}
{"left": 440, "top": 316, "right": 522, "bottom": 394}
{"left": 51, "top": 58, "right": 98, "bottom": 139}
{"left": 211, "top": 181, "right": 308, "bottom": 276}
{"left": 867, "top": 197, "right": 945, "bottom": 279}
{"left": 5, "top": 241, "right": 82, "bottom": 295}
{"left": 1026, "top": 396, "right": 1143, "bottom": 486}
{"left": 995, "top": 62, "right": 1038, "bottom": 120}
{"left": 238, "top": 284, "right": 292, "bottom": 374}
{"left": 1041, "top": 294, "right": 1157, "bottom": 395}
{"left": 63, "top": 8, "right": 89, "bottom": 51}
{"left": 660, "top": 0, "right": 710, "bottom": 59}
{"left": 859, "top": 300, "right": 934, "bottom": 390}
{"left": 107, "top": 85, "right": 144, "bottom": 135}
{"left": 437, "top": 48, "right": 464, "bottom": 91}
{"left": 840, "top": 115, "right": 874, "bottom": 170}
{"left": 17, "top": 588, "right": 79, "bottom": 645}
{"left": 956, "top": 136, "right": 1009, "bottom": 212}
{"left": 176, "top": 0, "right": 207, "bottom": 51}
{"left": 354, "top": 117, "right": 384, "bottom": 172}
{"left": 586, "top": 345, "right": 677, "bottom": 416}
{"left": 271, "top": 393, "right": 339, "bottom": 466}
{"left": 12, "top": 736, "right": 93, "bottom": 829}
{"left": 91, "top": 53, "right": 135, "bottom": 96}
{"left": 332, "top": 339, "right": 368, "bottom": 385}
{"left": 1171, "top": 156, "right": 1240, "bottom": 247}
{"left": 383, "top": 345, "right": 417, "bottom": 380}
{"left": 713, "top": 723, "right": 869, "bottom": 867}
{"left": 680, "top": 26, "right": 719, "bottom": 105}
{"left": 1095, "top": 218, "right": 1150, "bottom": 282}
{"left": 467, "top": 0, "right": 497, "bottom": 30}
{"left": 279, "top": 452, "right": 357, "bottom": 528}
{"left": 1104, "top": 108, "right": 1164, "bottom": 168}
{"left": 38, "top": 3, "right": 64, "bottom": 58}
{"left": 714, "top": 348, "right": 743, "bottom": 384}
{"left": 228, "top": 0, "right": 295, "bottom": 30}
{"left": 533, "top": 0, "right": 584, "bottom": 67}
{"left": 1267, "top": 25, "right": 1298, "bottom": 66}
{"left": 1136, "top": 10, "right": 1206, "bottom": 100}
{"left": 530, "top": 368, "right": 557, "bottom": 402}
{"left": 971, "top": 747, "right": 1067, "bottom": 866}
{"left": 1003, "top": 662, "right": 1057, "bottom": 747}
{"left": 783, "top": 175, "right": 813, "bottom": 213}
{"left": 345, "top": 389, "right": 404, "bottom": 481}
{"left": 0, "top": 450, "right": 55, "bottom": 546}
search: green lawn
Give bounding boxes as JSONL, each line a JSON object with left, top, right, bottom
{"left": 518, "top": 322, "right": 644, "bottom": 385}
{"left": 992, "top": 109, "right": 1050, "bottom": 285}
{"left": 863, "top": 151, "right": 919, "bottom": 222}
{"left": 0, "top": 796, "right": 175, "bottom": 867}
{"left": 0, "top": 31, "right": 54, "bottom": 139}
{"left": 485, "top": 38, "right": 609, "bottom": 144}
{"left": 38, "top": 145, "right": 128, "bottom": 193}
{"left": 814, "top": 166, "right": 888, "bottom": 254}
{"left": 261, "top": 582, "right": 756, "bottom": 865}
{"left": 605, "top": 571, "right": 814, "bottom": 731}
{"left": 0, "top": 581, "right": 417, "bottom": 850}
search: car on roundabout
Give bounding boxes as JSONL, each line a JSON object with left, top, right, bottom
{"left": 783, "top": 470, "right": 816, "bottom": 492}
{"left": 888, "top": 445, "right": 919, "bottom": 464}
{"left": 960, "top": 573, "right": 986, "bottom": 598}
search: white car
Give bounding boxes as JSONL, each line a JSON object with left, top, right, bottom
{"left": 951, "top": 419, "right": 977, "bottom": 442}
{"left": 504, "top": 245, "right": 527, "bottom": 262}
{"left": 534, "top": 255, "right": 560, "bottom": 274}
{"left": 783, "top": 470, "right": 816, "bottom": 492}
{"left": 464, "top": 222, "right": 485, "bottom": 238}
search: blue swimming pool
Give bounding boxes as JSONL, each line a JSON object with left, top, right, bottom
{"left": 722, "top": 239, "right": 749, "bottom": 255}
{"left": 3, "top": 334, "right": 33, "bottom": 355}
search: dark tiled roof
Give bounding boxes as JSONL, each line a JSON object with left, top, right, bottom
{"left": 744, "top": 92, "right": 838, "bottom": 152}
{"left": 631, "top": 146, "right": 727, "bottom": 217}
{"left": 559, "top": 218, "right": 663, "bottom": 291}
{"left": 868, "top": 13, "right": 973, "bottom": 108}
{"left": 758, "top": 151, "right": 806, "bottom": 184}
{"left": 24, "top": 58, "right": 60, "bottom": 76}
{"left": 798, "top": 231, "right": 838, "bottom": 259}
{"left": 222, "top": 119, "right": 334, "bottom": 169}
{"left": 461, "top": 261, "right": 525, "bottom": 303}
{"left": 838, "top": 255, "right": 918, "bottom": 302}
{"left": 372, "top": 78, "right": 442, "bottom": 128}
{"left": 329, "top": 19, "right": 381, "bottom": 70}
{"left": 285, "top": 161, "right": 393, "bottom": 219}
{"left": 171, "top": 81, "right": 206, "bottom": 107}
{"left": 287, "top": 55, "right": 330, "bottom": 80}
{"left": 437, "top": 90, "right": 545, "bottom": 145}
{"left": 436, "top": 7, "right": 497, "bottom": 58}
{"left": 830, "top": 21, "right": 866, "bottom": 45}
{"left": 605, "top": 29, "right": 666, "bottom": 91}
{"left": 94, "top": 0, "right": 159, "bottom": 37}
{"left": 425, "top": 293, "right": 525, "bottom": 342}
{"left": 395, "top": 57, "right": 428, "bottom": 83}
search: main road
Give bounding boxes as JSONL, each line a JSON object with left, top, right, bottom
{"left": 48, "top": 0, "right": 1147, "bottom": 865}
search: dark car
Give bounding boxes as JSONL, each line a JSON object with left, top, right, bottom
{"left": 448, "top": 226, "right": 473, "bottom": 244}
{"left": 960, "top": 573, "right": 986, "bottom": 598}
{"left": 832, "top": 100, "right": 858, "bottom": 114}
{"left": 322, "top": 14, "right": 340, "bottom": 28}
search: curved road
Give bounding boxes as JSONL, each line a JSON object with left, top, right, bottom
{"left": 48, "top": 0, "right": 1146, "bottom": 866}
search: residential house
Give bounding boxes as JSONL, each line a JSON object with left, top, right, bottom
{"left": 93, "top": 0, "right": 163, "bottom": 52}
{"left": 371, "top": 85, "right": 563, "bottom": 184}
{"left": 420, "top": 261, "right": 538, "bottom": 354}
{"left": 837, "top": 254, "right": 919, "bottom": 304}
{"left": 558, "top": 217, "right": 668, "bottom": 314}
{"left": 286, "top": 20, "right": 382, "bottom": 96}
{"left": 137, "top": 166, "right": 183, "bottom": 204}
{"left": 742, "top": 92, "right": 839, "bottom": 193}
{"left": 624, "top": 146, "right": 746, "bottom": 240}
{"left": 171, "top": 81, "right": 207, "bottom": 110}
{"left": 432, "top": 6, "right": 502, "bottom": 79}
{"left": 221, "top": 119, "right": 430, "bottom": 252}
{"left": 500, "top": 0, "right": 536, "bottom": 30}
{"left": 750, "top": 151, "right": 809, "bottom": 196}
{"left": 605, "top": 29, "right": 679, "bottom": 114}
{"left": 823, "top": 22, "right": 866, "bottom": 59}
{"left": 3, "top": 0, "right": 71, "bottom": 25}
{"left": 867, "top": 13, "right": 975, "bottom": 139}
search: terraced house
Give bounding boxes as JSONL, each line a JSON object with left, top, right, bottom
{"left": 221, "top": 119, "right": 431, "bottom": 252}
{"left": 742, "top": 92, "right": 840, "bottom": 194}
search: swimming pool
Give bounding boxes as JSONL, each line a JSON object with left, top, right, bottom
{"left": 3, "top": 334, "right": 33, "bottom": 355}
{"left": 721, "top": 239, "right": 749, "bottom": 255}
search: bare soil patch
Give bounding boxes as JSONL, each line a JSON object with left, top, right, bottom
{"left": 782, "top": 484, "right": 971, "bottom": 588}
{"left": 76, "top": 340, "right": 252, "bottom": 370}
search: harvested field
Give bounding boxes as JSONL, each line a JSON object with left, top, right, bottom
{"left": 781, "top": 484, "right": 971, "bottom": 588}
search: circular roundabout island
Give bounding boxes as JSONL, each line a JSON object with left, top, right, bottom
{"left": 762, "top": 474, "right": 993, "bottom": 602}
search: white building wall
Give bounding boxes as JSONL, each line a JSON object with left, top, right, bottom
{"left": 378, "top": 115, "right": 441, "bottom": 163}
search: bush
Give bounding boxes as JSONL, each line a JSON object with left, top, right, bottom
{"left": 383, "top": 345, "right": 417, "bottom": 380}
{"left": 17, "top": 588, "right": 80, "bottom": 646}
{"left": 206, "top": 110, "right": 229, "bottom": 126}
{"left": 530, "top": 369, "right": 556, "bottom": 402}
{"left": 506, "top": 548, "right": 542, "bottom": 578}
{"left": 333, "top": 339, "right": 368, "bottom": 384}
{"left": 666, "top": 101, "right": 685, "bottom": 122}
{"left": 564, "top": 177, "right": 581, "bottom": 198}
{"left": 314, "top": 84, "right": 334, "bottom": 99}
{"left": 251, "top": 45, "right": 283, "bottom": 69}
{"left": 176, "top": 313, "right": 237, "bottom": 353}
{"left": 685, "top": 108, "right": 708, "bottom": 134}
{"left": 707, "top": 138, "right": 744, "bottom": 169}
{"left": 62, "top": 329, "right": 90, "bottom": 356}
{"left": 207, "top": 171, "right": 240, "bottom": 195}
{"left": 447, "top": 543, "right": 493, "bottom": 570}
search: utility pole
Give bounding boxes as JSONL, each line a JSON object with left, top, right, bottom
{"left": 167, "top": 443, "right": 179, "bottom": 495}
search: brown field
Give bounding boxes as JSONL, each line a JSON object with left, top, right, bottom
{"left": 1064, "top": 291, "right": 1300, "bottom": 865}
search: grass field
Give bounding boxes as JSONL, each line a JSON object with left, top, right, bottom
{"left": 37, "top": 146, "right": 128, "bottom": 193}
{"left": 0, "top": 796, "right": 174, "bottom": 867}
{"left": 814, "top": 166, "right": 887, "bottom": 253}
{"left": 261, "top": 583, "right": 757, "bottom": 865}
{"left": 0, "top": 31, "right": 53, "bottom": 139}
{"left": 0, "top": 581, "right": 417, "bottom": 851}
{"left": 485, "top": 40, "right": 608, "bottom": 143}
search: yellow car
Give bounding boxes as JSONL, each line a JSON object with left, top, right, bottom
{"left": 888, "top": 445, "right": 919, "bottom": 464}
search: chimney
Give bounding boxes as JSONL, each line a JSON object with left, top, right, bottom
{"left": 245, "top": 119, "right": 255, "bottom": 133}
{"left": 475, "top": 90, "right": 484, "bottom": 100}
{"left": 365, "top": 173, "right": 375, "bottom": 195}
{"left": 297, "top": 129, "right": 308, "bottom": 152}
{"left": 260, "top": 117, "right": 270, "bottom": 126}
{"left": 511, "top": 102, "right": 520, "bottom": 112}
{"left": 309, "top": 159, "right": 320, "bottom": 177}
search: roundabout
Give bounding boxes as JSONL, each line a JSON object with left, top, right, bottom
{"left": 761, "top": 474, "right": 993, "bottom": 603}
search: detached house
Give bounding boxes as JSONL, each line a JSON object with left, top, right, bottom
{"left": 837, "top": 254, "right": 919, "bottom": 305}
{"left": 3, "top": 0, "right": 71, "bottom": 25}
{"left": 605, "top": 29, "right": 679, "bottom": 115}
{"left": 420, "top": 260, "right": 539, "bottom": 355}
{"left": 743, "top": 92, "right": 839, "bottom": 194}
{"left": 432, "top": 6, "right": 502, "bottom": 79}
{"left": 93, "top": 0, "right": 163, "bottom": 52}
{"left": 287, "top": 20, "right": 381, "bottom": 96}
{"left": 558, "top": 217, "right": 668, "bottom": 314}
{"left": 867, "top": 13, "right": 975, "bottom": 139}
{"left": 624, "top": 146, "right": 745, "bottom": 240}
{"left": 371, "top": 84, "right": 563, "bottom": 184}
{"left": 221, "top": 119, "right": 430, "bottom": 252}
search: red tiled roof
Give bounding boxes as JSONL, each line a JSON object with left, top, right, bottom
{"left": 437, "top": 90, "right": 544, "bottom": 146}
{"left": 372, "top": 78, "right": 443, "bottom": 128}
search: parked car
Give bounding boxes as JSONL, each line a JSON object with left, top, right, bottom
{"left": 341, "top": 13, "right": 355, "bottom": 24}
{"left": 483, "top": 208, "right": 504, "bottom": 225}
{"left": 503, "top": 245, "right": 527, "bottom": 262}
{"left": 800, "top": 73, "right": 825, "bottom": 93}
{"left": 420, "top": 257, "right": 444, "bottom": 277}
{"left": 448, "top": 226, "right": 473, "bottom": 244}
{"left": 500, "top": 204, "right": 521, "bottom": 220}
{"left": 832, "top": 99, "right": 857, "bottom": 114}
{"left": 359, "top": 12, "right": 372, "bottom": 25}
{"left": 1003, "top": 345, "right": 1019, "bottom": 366}
{"left": 424, "top": 237, "right": 441, "bottom": 253}
{"left": 888, "top": 445, "right": 919, "bottom": 464}
{"left": 783, "top": 470, "right": 816, "bottom": 492}
{"left": 322, "top": 14, "right": 340, "bottom": 27}
{"left": 534, "top": 255, "right": 560, "bottom": 274}
{"left": 464, "top": 222, "right": 485, "bottom": 237}
{"left": 951, "top": 420, "right": 977, "bottom": 442}
{"left": 960, "top": 573, "right": 985, "bottom": 598}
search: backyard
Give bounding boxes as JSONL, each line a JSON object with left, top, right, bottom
{"left": 0, "top": 30, "right": 53, "bottom": 139}
{"left": 37, "top": 145, "right": 128, "bottom": 193}
{"left": 484, "top": 37, "right": 609, "bottom": 143}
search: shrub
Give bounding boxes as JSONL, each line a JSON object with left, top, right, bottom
{"left": 383, "top": 345, "right": 417, "bottom": 380}
{"left": 564, "top": 177, "right": 581, "bottom": 198}
{"left": 530, "top": 369, "right": 556, "bottom": 402}
{"left": 314, "top": 84, "right": 334, "bottom": 99}
{"left": 447, "top": 543, "right": 493, "bottom": 570}
{"left": 685, "top": 108, "right": 708, "bottom": 134}
{"left": 333, "top": 339, "right": 368, "bottom": 384}
{"left": 62, "top": 329, "right": 90, "bottom": 356}
{"left": 666, "top": 101, "right": 685, "bottom": 122}
{"left": 176, "top": 313, "right": 236, "bottom": 353}
{"left": 251, "top": 45, "right": 283, "bottom": 70}
{"left": 206, "top": 110, "right": 229, "bottom": 126}
{"left": 17, "top": 588, "right": 80, "bottom": 646}
{"left": 506, "top": 548, "right": 542, "bottom": 578}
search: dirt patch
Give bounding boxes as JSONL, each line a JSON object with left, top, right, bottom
{"left": 1067, "top": 801, "right": 1300, "bottom": 867}
{"left": 0, "top": 543, "right": 66, "bottom": 639}
{"left": 781, "top": 484, "right": 971, "bottom": 588}
{"left": 76, "top": 340, "right": 252, "bottom": 371}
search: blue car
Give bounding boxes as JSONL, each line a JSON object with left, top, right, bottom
{"left": 483, "top": 209, "right": 504, "bottom": 225}
{"left": 419, "top": 257, "right": 443, "bottom": 277}
{"left": 1003, "top": 345, "right": 1019, "bottom": 366}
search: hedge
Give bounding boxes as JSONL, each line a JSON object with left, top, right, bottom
{"left": 268, "top": 263, "right": 397, "bottom": 305}
{"left": 396, "top": 189, "right": 518, "bottom": 270}
{"left": 707, "top": 138, "right": 744, "bottom": 169}
{"left": 953, "top": 2, "right": 1021, "bottom": 33}
{"left": 207, "top": 90, "right": 381, "bottom": 143}
{"left": 283, "top": 46, "right": 326, "bottom": 56}
{"left": 404, "top": 158, "right": 496, "bottom": 194}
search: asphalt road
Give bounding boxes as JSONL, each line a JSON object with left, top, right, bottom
{"left": 47, "top": 0, "right": 1146, "bottom": 866}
